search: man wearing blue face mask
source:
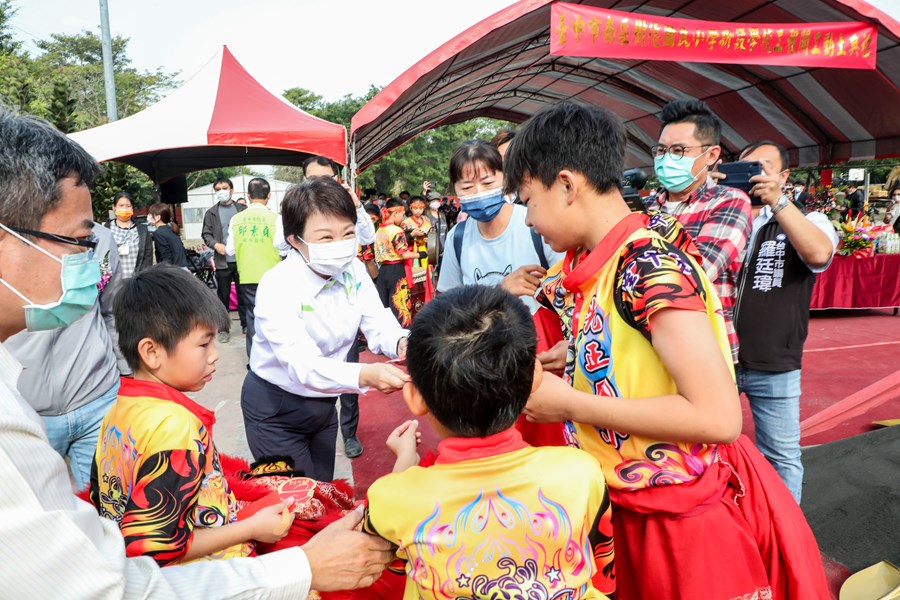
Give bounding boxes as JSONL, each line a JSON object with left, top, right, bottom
{"left": 643, "top": 99, "right": 752, "bottom": 366}
{"left": 202, "top": 177, "right": 247, "bottom": 343}
{"left": 4, "top": 221, "right": 129, "bottom": 491}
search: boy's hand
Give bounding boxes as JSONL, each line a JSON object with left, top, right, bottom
{"left": 360, "top": 363, "right": 410, "bottom": 394}
{"left": 525, "top": 371, "right": 577, "bottom": 423}
{"left": 387, "top": 419, "right": 421, "bottom": 457}
{"left": 247, "top": 498, "right": 295, "bottom": 543}
{"left": 501, "top": 264, "right": 546, "bottom": 297}
{"left": 388, "top": 420, "right": 422, "bottom": 473}
{"left": 537, "top": 340, "right": 568, "bottom": 375}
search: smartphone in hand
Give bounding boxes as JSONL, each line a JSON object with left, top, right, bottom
{"left": 717, "top": 161, "right": 763, "bottom": 205}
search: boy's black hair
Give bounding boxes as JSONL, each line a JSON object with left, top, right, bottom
{"left": 407, "top": 285, "right": 537, "bottom": 437}
{"left": 740, "top": 140, "right": 789, "bottom": 173}
{"left": 503, "top": 101, "right": 625, "bottom": 196}
{"left": 363, "top": 202, "right": 381, "bottom": 218}
{"left": 449, "top": 139, "right": 504, "bottom": 187}
{"left": 408, "top": 195, "right": 425, "bottom": 205}
{"left": 115, "top": 264, "right": 230, "bottom": 372}
{"left": 659, "top": 99, "right": 722, "bottom": 146}
{"left": 384, "top": 197, "right": 405, "bottom": 210}
{"left": 281, "top": 177, "right": 357, "bottom": 241}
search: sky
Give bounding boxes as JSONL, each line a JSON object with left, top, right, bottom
{"left": 9, "top": 0, "right": 516, "bottom": 102}
{"left": 10, "top": 0, "right": 899, "bottom": 103}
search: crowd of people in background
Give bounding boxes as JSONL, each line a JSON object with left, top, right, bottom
{"left": 8, "top": 90, "right": 883, "bottom": 598}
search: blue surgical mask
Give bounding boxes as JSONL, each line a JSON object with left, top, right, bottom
{"left": 215, "top": 190, "right": 231, "bottom": 203}
{"left": 0, "top": 225, "right": 100, "bottom": 332}
{"left": 654, "top": 148, "right": 712, "bottom": 193}
{"left": 459, "top": 187, "right": 505, "bottom": 222}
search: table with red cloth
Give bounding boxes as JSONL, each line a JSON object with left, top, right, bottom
{"left": 810, "top": 254, "right": 900, "bottom": 310}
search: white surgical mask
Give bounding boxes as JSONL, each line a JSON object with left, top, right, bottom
{"left": 429, "top": 200, "right": 440, "bottom": 210}
{"left": 296, "top": 236, "right": 357, "bottom": 277}
{"left": 215, "top": 190, "right": 231, "bottom": 203}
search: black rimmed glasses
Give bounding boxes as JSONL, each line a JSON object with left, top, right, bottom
{"left": 5, "top": 225, "right": 98, "bottom": 257}
{"left": 651, "top": 144, "right": 713, "bottom": 161}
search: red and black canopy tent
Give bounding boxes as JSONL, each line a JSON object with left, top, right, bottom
{"left": 70, "top": 46, "right": 346, "bottom": 201}
{"left": 349, "top": 0, "right": 900, "bottom": 175}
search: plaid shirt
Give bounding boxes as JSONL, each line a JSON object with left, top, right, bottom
{"left": 643, "top": 179, "right": 752, "bottom": 363}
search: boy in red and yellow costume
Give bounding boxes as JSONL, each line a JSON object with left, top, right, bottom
{"left": 401, "top": 195, "right": 435, "bottom": 311}
{"left": 503, "top": 102, "right": 829, "bottom": 599}
{"left": 365, "top": 285, "right": 614, "bottom": 600}
{"left": 375, "top": 198, "right": 424, "bottom": 326}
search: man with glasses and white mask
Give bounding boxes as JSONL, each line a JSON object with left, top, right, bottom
{"left": 644, "top": 99, "right": 752, "bottom": 366}
{"left": 0, "top": 110, "right": 393, "bottom": 598}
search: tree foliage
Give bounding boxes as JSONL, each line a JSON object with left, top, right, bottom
{"left": 281, "top": 85, "right": 510, "bottom": 195}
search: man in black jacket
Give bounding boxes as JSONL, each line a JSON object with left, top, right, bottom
{"left": 202, "top": 177, "right": 247, "bottom": 343}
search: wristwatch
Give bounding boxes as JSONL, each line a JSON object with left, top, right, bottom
{"left": 771, "top": 196, "right": 790, "bottom": 215}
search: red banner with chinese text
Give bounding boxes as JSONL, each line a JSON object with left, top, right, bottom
{"left": 550, "top": 3, "right": 877, "bottom": 70}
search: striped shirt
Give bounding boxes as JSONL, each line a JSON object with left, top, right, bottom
{"left": 0, "top": 342, "right": 311, "bottom": 599}
{"left": 108, "top": 221, "right": 140, "bottom": 280}
{"left": 644, "top": 179, "right": 752, "bottom": 363}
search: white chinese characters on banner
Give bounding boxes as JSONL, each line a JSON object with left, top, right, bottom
{"left": 752, "top": 236, "right": 787, "bottom": 292}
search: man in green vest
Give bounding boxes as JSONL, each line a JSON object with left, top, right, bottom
{"left": 226, "top": 177, "right": 282, "bottom": 357}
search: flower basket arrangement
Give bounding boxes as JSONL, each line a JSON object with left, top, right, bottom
{"left": 833, "top": 211, "right": 875, "bottom": 258}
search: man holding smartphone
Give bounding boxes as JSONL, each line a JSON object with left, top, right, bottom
{"left": 727, "top": 141, "right": 838, "bottom": 504}
{"left": 645, "top": 99, "right": 752, "bottom": 366}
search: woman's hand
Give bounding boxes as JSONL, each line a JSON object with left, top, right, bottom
{"left": 524, "top": 371, "right": 579, "bottom": 423}
{"left": 360, "top": 363, "right": 410, "bottom": 393}
{"left": 247, "top": 498, "right": 295, "bottom": 543}
{"left": 500, "top": 264, "right": 547, "bottom": 297}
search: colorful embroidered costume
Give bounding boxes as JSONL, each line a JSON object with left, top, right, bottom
{"left": 539, "top": 212, "right": 828, "bottom": 598}
{"left": 364, "top": 428, "right": 614, "bottom": 600}
{"left": 375, "top": 221, "right": 414, "bottom": 326}
{"left": 401, "top": 215, "right": 435, "bottom": 312}
{"left": 90, "top": 377, "right": 251, "bottom": 566}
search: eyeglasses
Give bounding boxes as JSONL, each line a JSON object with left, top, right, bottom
{"left": 651, "top": 144, "right": 712, "bottom": 160}
{"left": 6, "top": 225, "right": 98, "bottom": 253}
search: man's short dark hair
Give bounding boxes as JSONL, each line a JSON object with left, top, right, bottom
{"left": 148, "top": 202, "right": 172, "bottom": 223}
{"left": 449, "top": 139, "right": 504, "bottom": 187}
{"left": 364, "top": 188, "right": 377, "bottom": 197}
{"left": 281, "top": 177, "right": 356, "bottom": 241}
{"left": 247, "top": 177, "right": 270, "bottom": 200}
{"left": 213, "top": 177, "right": 233, "bottom": 190}
{"left": 407, "top": 285, "right": 537, "bottom": 438}
{"left": 0, "top": 109, "right": 100, "bottom": 231}
{"left": 399, "top": 190, "right": 410, "bottom": 198}
{"left": 504, "top": 101, "right": 624, "bottom": 196}
{"left": 302, "top": 155, "right": 337, "bottom": 177}
{"left": 740, "top": 140, "right": 789, "bottom": 172}
{"left": 659, "top": 99, "right": 722, "bottom": 146}
{"left": 115, "top": 264, "right": 230, "bottom": 371}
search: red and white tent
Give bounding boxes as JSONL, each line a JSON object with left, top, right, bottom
{"left": 70, "top": 46, "right": 346, "bottom": 183}
{"left": 350, "top": 0, "right": 900, "bottom": 172}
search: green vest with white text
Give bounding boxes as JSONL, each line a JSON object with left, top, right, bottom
{"left": 231, "top": 206, "right": 281, "bottom": 284}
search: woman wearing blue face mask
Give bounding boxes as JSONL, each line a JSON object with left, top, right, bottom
{"left": 437, "top": 139, "right": 563, "bottom": 314}
{"left": 241, "top": 177, "right": 410, "bottom": 482}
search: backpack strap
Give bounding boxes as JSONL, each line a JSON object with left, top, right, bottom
{"left": 531, "top": 228, "right": 549, "bottom": 270}
{"left": 453, "top": 218, "right": 468, "bottom": 263}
